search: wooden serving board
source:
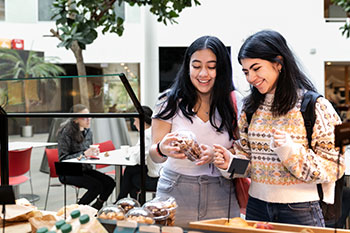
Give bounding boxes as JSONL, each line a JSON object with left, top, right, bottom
{"left": 189, "top": 218, "right": 350, "bottom": 233}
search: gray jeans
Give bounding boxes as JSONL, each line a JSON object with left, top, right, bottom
{"left": 156, "top": 168, "right": 240, "bottom": 227}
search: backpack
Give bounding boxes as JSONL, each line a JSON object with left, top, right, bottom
{"left": 245, "top": 90, "right": 344, "bottom": 223}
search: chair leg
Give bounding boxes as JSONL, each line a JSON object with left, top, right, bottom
{"left": 29, "top": 170, "right": 35, "bottom": 205}
{"left": 44, "top": 177, "right": 51, "bottom": 210}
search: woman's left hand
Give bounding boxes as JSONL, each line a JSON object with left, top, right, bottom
{"left": 196, "top": 144, "right": 214, "bottom": 166}
{"left": 272, "top": 129, "right": 288, "bottom": 147}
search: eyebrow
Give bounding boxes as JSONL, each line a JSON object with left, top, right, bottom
{"left": 191, "top": 59, "right": 217, "bottom": 63}
{"left": 242, "top": 62, "right": 259, "bottom": 71}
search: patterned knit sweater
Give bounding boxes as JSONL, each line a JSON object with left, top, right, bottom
{"left": 229, "top": 92, "right": 344, "bottom": 204}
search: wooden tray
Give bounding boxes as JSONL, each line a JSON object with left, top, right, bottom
{"left": 189, "top": 218, "right": 350, "bottom": 233}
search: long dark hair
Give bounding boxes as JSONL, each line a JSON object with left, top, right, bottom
{"left": 238, "top": 30, "right": 316, "bottom": 116}
{"left": 155, "top": 35, "right": 237, "bottom": 140}
{"left": 59, "top": 104, "right": 88, "bottom": 143}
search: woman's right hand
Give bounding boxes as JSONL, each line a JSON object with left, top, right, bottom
{"left": 84, "top": 147, "right": 99, "bottom": 156}
{"left": 158, "top": 132, "right": 187, "bottom": 160}
{"left": 213, "top": 144, "right": 233, "bottom": 170}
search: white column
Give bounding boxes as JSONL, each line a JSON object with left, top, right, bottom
{"left": 141, "top": 6, "right": 159, "bottom": 108}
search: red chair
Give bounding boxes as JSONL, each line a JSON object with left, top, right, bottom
{"left": 94, "top": 140, "right": 116, "bottom": 174}
{"left": 44, "top": 148, "right": 80, "bottom": 210}
{"left": 5, "top": 148, "right": 34, "bottom": 203}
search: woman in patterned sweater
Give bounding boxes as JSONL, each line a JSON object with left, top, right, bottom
{"left": 214, "top": 30, "right": 344, "bottom": 227}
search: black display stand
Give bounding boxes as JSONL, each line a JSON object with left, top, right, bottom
{"left": 227, "top": 158, "right": 249, "bottom": 222}
{"left": 0, "top": 185, "right": 16, "bottom": 233}
{"left": 55, "top": 162, "right": 83, "bottom": 219}
{"left": 0, "top": 73, "right": 148, "bottom": 205}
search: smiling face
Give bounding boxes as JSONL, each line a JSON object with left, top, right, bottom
{"left": 189, "top": 48, "right": 217, "bottom": 96}
{"left": 241, "top": 58, "right": 281, "bottom": 94}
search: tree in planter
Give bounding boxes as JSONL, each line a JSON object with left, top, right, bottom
{"left": 0, "top": 49, "right": 65, "bottom": 129}
{"left": 332, "top": 0, "right": 350, "bottom": 38}
{"left": 50, "top": 0, "right": 201, "bottom": 108}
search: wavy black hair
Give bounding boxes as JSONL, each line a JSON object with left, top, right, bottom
{"left": 59, "top": 104, "right": 88, "bottom": 143}
{"left": 238, "top": 30, "right": 316, "bottom": 117}
{"left": 155, "top": 35, "right": 238, "bottom": 140}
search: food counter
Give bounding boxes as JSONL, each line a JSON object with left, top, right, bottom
{"left": 2, "top": 198, "right": 350, "bottom": 233}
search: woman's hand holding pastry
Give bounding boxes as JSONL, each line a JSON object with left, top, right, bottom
{"left": 159, "top": 132, "right": 187, "bottom": 159}
{"left": 213, "top": 144, "right": 232, "bottom": 170}
{"left": 196, "top": 144, "right": 214, "bottom": 166}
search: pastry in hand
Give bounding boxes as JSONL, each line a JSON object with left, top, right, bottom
{"left": 172, "top": 131, "right": 201, "bottom": 161}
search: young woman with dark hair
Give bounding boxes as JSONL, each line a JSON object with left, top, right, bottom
{"left": 57, "top": 104, "right": 116, "bottom": 211}
{"left": 214, "top": 30, "right": 344, "bottom": 227}
{"left": 149, "top": 35, "right": 243, "bottom": 227}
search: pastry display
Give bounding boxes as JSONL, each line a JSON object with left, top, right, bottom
{"left": 142, "top": 200, "right": 169, "bottom": 225}
{"left": 97, "top": 206, "right": 125, "bottom": 221}
{"left": 148, "top": 196, "right": 177, "bottom": 226}
{"left": 172, "top": 131, "right": 201, "bottom": 161}
{"left": 125, "top": 207, "right": 154, "bottom": 224}
{"left": 115, "top": 198, "right": 140, "bottom": 214}
{"left": 224, "top": 217, "right": 251, "bottom": 228}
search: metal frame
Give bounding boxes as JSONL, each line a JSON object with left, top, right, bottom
{"left": 0, "top": 73, "right": 148, "bottom": 204}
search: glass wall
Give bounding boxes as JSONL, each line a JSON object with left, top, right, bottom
{"left": 0, "top": 0, "right": 4, "bottom": 20}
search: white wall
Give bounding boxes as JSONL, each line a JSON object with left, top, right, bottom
{"left": 155, "top": 0, "right": 350, "bottom": 96}
{"left": 1, "top": 0, "right": 350, "bottom": 105}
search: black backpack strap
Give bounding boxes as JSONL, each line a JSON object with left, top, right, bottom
{"left": 245, "top": 111, "right": 253, "bottom": 134}
{"left": 300, "top": 90, "right": 322, "bottom": 149}
{"left": 300, "top": 91, "right": 324, "bottom": 201}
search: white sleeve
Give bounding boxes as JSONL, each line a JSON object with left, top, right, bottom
{"left": 234, "top": 90, "right": 244, "bottom": 116}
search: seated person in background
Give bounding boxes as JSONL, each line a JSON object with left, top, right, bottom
{"left": 116, "top": 106, "right": 163, "bottom": 201}
{"left": 57, "top": 104, "right": 116, "bottom": 210}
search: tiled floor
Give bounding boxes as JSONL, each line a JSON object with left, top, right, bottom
{"left": 9, "top": 131, "right": 139, "bottom": 212}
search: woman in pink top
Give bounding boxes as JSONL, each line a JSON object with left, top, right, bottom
{"left": 149, "top": 35, "right": 242, "bottom": 227}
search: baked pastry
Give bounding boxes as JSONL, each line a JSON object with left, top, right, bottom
{"left": 125, "top": 207, "right": 154, "bottom": 224}
{"left": 116, "top": 198, "right": 140, "bottom": 214}
{"left": 225, "top": 217, "right": 249, "bottom": 227}
{"left": 172, "top": 131, "right": 201, "bottom": 161}
{"left": 97, "top": 206, "right": 125, "bottom": 221}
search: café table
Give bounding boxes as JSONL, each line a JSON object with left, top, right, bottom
{"left": 9, "top": 142, "right": 58, "bottom": 151}
{"left": 63, "top": 148, "right": 138, "bottom": 198}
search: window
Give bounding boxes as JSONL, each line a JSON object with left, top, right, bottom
{"left": 324, "top": 0, "right": 347, "bottom": 20}
{"left": 0, "top": 0, "right": 5, "bottom": 21}
{"left": 325, "top": 62, "right": 350, "bottom": 121}
{"left": 114, "top": 1, "right": 125, "bottom": 21}
{"left": 39, "top": 1, "right": 125, "bottom": 22}
{"left": 38, "top": 0, "right": 55, "bottom": 21}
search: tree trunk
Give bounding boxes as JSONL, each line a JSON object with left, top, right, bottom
{"left": 70, "top": 41, "right": 90, "bottom": 109}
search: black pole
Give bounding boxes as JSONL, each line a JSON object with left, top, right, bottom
{"left": 139, "top": 113, "right": 146, "bottom": 204}
{"left": 228, "top": 168, "right": 235, "bottom": 223}
{"left": 120, "top": 73, "right": 146, "bottom": 204}
{"left": 0, "top": 106, "right": 9, "bottom": 186}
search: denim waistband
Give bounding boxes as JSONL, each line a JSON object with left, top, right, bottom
{"left": 162, "top": 168, "right": 226, "bottom": 185}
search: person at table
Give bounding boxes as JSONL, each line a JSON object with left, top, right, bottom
{"left": 149, "top": 35, "right": 243, "bottom": 227}
{"left": 57, "top": 104, "right": 116, "bottom": 211}
{"left": 213, "top": 30, "right": 344, "bottom": 227}
{"left": 116, "top": 106, "right": 163, "bottom": 201}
